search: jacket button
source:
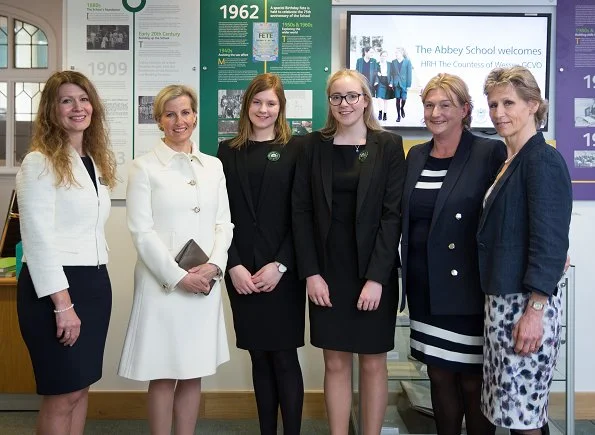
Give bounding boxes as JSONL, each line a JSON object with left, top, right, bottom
{"left": 193, "top": 206, "right": 200, "bottom": 213}
{"left": 188, "top": 180, "right": 196, "bottom": 186}
{"left": 451, "top": 269, "right": 458, "bottom": 276}
{"left": 448, "top": 243, "right": 455, "bottom": 250}
{"left": 455, "top": 213, "right": 462, "bottom": 220}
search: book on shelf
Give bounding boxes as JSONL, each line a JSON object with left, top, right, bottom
{"left": 0, "top": 256, "right": 16, "bottom": 272}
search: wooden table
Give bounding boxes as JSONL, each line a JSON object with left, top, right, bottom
{"left": 0, "top": 277, "right": 36, "bottom": 393}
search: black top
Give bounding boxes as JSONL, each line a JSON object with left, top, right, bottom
{"left": 81, "top": 156, "right": 97, "bottom": 192}
{"left": 246, "top": 140, "right": 272, "bottom": 211}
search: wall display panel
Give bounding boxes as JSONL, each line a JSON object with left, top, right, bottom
{"left": 556, "top": 2, "right": 595, "bottom": 200}
{"left": 65, "top": 0, "right": 199, "bottom": 198}
{"left": 199, "top": 0, "right": 331, "bottom": 156}
{"left": 346, "top": 12, "right": 551, "bottom": 131}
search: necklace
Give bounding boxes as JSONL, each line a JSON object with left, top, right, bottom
{"left": 504, "top": 152, "right": 518, "bottom": 165}
{"left": 355, "top": 144, "right": 362, "bottom": 154}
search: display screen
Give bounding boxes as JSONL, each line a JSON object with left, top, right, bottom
{"left": 346, "top": 12, "right": 551, "bottom": 130}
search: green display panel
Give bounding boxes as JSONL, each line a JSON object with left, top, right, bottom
{"left": 199, "top": 0, "right": 331, "bottom": 156}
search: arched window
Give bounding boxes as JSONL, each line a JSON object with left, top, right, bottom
{"left": 0, "top": 9, "right": 55, "bottom": 172}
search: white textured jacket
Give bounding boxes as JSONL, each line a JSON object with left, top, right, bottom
{"left": 16, "top": 148, "right": 111, "bottom": 298}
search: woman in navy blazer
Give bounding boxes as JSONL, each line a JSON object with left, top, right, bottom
{"left": 355, "top": 45, "right": 378, "bottom": 97}
{"left": 16, "top": 71, "right": 117, "bottom": 435}
{"left": 400, "top": 73, "right": 505, "bottom": 434}
{"left": 478, "top": 66, "right": 572, "bottom": 435}
{"left": 217, "top": 73, "right": 305, "bottom": 435}
{"left": 293, "top": 69, "right": 405, "bottom": 434}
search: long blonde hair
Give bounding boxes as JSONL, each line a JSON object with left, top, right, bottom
{"left": 319, "top": 69, "right": 383, "bottom": 140}
{"left": 228, "top": 73, "right": 291, "bottom": 148}
{"left": 30, "top": 70, "right": 117, "bottom": 188}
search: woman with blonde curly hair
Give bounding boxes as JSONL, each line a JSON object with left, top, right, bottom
{"left": 16, "top": 70, "right": 116, "bottom": 435}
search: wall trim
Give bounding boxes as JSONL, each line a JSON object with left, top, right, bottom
{"left": 87, "top": 390, "right": 326, "bottom": 420}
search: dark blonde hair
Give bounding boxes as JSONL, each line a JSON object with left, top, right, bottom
{"left": 319, "top": 69, "right": 383, "bottom": 139}
{"left": 30, "top": 70, "right": 117, "bottom": 188}
{"left": 421, "top": 73, "right": 473, "bottom": 129}
{"left": 483, "top": 66, "right": 548, "bottom": 128}
{"left": 228, "top": 73, "right": 291, "bottom": 148}
{"left": 153, "top": 84, "right": 198, "bottom": 127}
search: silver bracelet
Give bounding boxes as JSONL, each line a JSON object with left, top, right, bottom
{"left": 53, "top": 303, "right": 74, "bottom": 314}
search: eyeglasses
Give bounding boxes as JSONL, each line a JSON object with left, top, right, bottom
{"left": 329, "top": 93, "right": 363, "bottom": 106}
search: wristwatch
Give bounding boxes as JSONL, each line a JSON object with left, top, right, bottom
{"left": 276, "top": 262, "right": 287, "bottom": 273}
{"left": 529, "top": 300, "right": 545, "bottom": 311}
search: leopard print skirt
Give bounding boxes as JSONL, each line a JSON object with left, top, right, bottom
{"left": 480, "top": 289, "right": 563, "bottom": 430}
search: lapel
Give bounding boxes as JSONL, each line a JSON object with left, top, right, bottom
{"left": 255, "top": 142, "right": 280, "bottom": 216}
{"left": 234, "top": 144, "right": 257, "bottom": 220}
{"left": 356, "top": 131, "right": 379, "bottom": 218}
{"left": 69, "top": 147, "right": 97, "bottom": 195}
{"left": 320, "top": 136, "right": 333, "bottom": 212}
{"left": 478, "top": 132, "right": 542, "bottom": 231}
{"left": 429, "top": 130, "right": 473, "bottom": 233}
{"left": 403, "top": 141, "right": 431, "bottom": 219}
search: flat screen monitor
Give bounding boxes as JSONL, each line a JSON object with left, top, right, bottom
{"left": 346, "top": 12, "right": 551, "bottom": 131}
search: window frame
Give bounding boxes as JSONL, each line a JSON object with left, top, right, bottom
{"left": 0, "top": 6, "right": 56, "bottom": 174}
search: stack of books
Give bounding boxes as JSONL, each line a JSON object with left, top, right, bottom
{"left": 0, "top": 257, "right": 17, "bottom": 277}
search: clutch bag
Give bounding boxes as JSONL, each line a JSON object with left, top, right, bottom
{"left": 174, "top": 239, "right": 215, "bottom": 294}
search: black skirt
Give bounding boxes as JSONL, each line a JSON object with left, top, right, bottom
{"left": 17, "top": 264, "right": 112, "bottom": 395}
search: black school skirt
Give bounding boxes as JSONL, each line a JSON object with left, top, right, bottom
{"left": 17, "top": 264, "right": 112, "bottom": 395}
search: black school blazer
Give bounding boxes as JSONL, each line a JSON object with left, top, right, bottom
{"left": 292, "top": 130, "right": 406, "bottom": 286}
{"left": 217, "top": 137, "right": 303, "bottom": 273}
{"left": 400, "top": 130, "right": 506, "bottom": 315}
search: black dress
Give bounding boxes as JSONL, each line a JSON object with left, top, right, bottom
{"left": 407, "top": 156, "right": 484, "bottom": 373}
{"left": 309, "top": 145, "right": 398, "bottom": 354}
{"left": 224, "top": 140, "right": 306, "bottom": 351}
{"left": 17, "top": 156, "right": 112, "bottom": 395}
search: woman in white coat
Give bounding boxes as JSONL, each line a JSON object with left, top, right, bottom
{"left": 119, "top": 85, "right": 233, "bottom": 435}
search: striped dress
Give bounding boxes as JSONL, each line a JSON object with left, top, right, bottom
{"left": 406, "top": 155, "right": 484, "bottom": 373}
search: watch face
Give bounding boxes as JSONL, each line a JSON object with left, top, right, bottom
{"left": 277, "top": 263, "right": 287, "bottom": 273}
{"left": 531, "top": 301, "right": 545, "bottom": 310}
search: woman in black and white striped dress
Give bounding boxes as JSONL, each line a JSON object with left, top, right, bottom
{"left": 400, "top": 73, "right": 506, "bottom": 435}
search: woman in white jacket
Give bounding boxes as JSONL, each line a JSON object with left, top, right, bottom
{"left": 16, "top": 70, "right": 117, "bottom": 435}
{"left": 119, "top": 84, "right": 233, "bottom": 435}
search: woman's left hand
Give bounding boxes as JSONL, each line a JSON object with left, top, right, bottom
{"left": 251, "top": 262, "right": 283, "bottom": 292}
{"left": 513, "top": 309, "right": 544, "bottom": 356}
{"left": 187, "top": 263, "right": 219, "bottom": 293}
{"left": 357, "top": 280, "right": 382, "bottom": 311}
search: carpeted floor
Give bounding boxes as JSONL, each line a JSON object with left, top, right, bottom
{"left": 0, "top": 412, "right": 329, "bottom": 434}
{"left": 2, "top": 411, "right": 595, "bottom": 434}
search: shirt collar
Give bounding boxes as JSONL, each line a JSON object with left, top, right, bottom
{"left": 153, "top": 139, "right": 205, "bottom": 166}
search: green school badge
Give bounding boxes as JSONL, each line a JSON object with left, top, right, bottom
{"left": 267, "top": 151, "right": 281, "bottom": 161}
{"left": 358, "top": 150, "right": 369, "bottom": 162}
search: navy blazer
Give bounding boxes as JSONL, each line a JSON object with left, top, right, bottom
{"left": 390, "top": 58, "right": 412, "bottom": 90}
{"left": 292, "top": 130, "right": 406, "bottom": 286}
{"left": 477, "top": 132, "right": 572, "bottom": 297}
{"left": 217, "top": 137, "right": 302, "bottom": 273}
{"left": 401, "top": 130, "right": 506, "bottom": 315}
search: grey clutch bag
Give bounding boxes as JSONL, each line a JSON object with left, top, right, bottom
{"left": 174, "top": 239, "right": 215, "bottom": 294}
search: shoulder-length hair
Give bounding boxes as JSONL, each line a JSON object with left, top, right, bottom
{"left": 483, "top": 66, "right": 548, "bottom": 128}
{"left": 421, "top": 73, "right": 473, "bottom": 129}
{"left": 319, "top": 69, "right": 383, "bottom": 140}
{"left": 228, "top": 73, "right": 291, "bottom": 149}
{"left": 30, "top": 70, "right": 117, "bottom": 188}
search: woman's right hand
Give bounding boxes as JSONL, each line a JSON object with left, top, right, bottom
{"left": 306, "top": 274, "right": 332, "bottom": 307}
{"left": 179, "top": 272, "right": 211, "bottom": 294}
{"left": 55, "top": 308, "right": 81, "bottom": 347}
{"left": 228, "top": 265, "right": 258, "bottom": 295}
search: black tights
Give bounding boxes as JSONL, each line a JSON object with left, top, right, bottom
{"left": 249, "top": 349, "right": 304, "bottom": 435}
{"left": 427, "top": 365, "right": 495, "bottom": 435}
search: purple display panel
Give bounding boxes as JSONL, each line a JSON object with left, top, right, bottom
{"left": 556, "top": 3, "right": 595, "bottom": 200}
